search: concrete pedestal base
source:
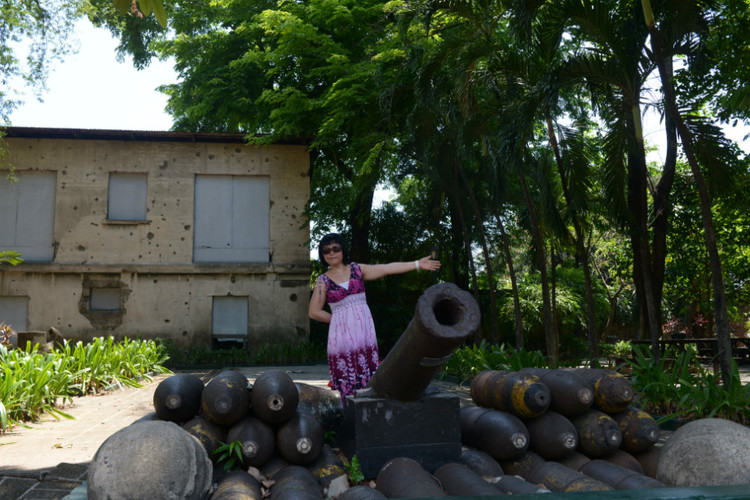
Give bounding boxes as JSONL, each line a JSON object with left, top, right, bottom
{"left": 338, "top": 388, "right": 461, "bottom": 478}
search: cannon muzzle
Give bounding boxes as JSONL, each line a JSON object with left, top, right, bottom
{"left": 366, "top": 282, "right": 480, "bottom": 401}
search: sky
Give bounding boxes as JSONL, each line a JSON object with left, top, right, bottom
{"left": 8, "top": 19, "right": 175, "bottom": 131}
{"left": 8, "top": 18, "right": 748, "bottom": 155}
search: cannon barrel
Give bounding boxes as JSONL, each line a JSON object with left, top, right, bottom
{"left": 367, "top": 283, "right": 480, "bottom": 401}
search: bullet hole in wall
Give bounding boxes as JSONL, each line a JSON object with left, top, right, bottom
{"left": 290, "top": 294, "right": 297, "bottom": 302}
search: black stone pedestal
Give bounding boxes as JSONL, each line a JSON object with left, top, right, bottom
{"left": 338, "top": 388, "right": 461, "bottom": 478}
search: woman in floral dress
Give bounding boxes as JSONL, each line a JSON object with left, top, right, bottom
{"left": 309, "top": 233, "right": 441, "bottom": 398}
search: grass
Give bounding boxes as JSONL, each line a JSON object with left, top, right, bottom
{"left": 0, "top": 337, "right": 171, "bottom": 433}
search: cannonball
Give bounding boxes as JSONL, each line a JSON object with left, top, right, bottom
{"left": 657, "top": 418, "right": 750, "bottom": 487}
{"left": 87, "top": 420, "right": 212, "bottom": 500}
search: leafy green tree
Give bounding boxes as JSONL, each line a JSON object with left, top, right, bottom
{"left": 0, "top": 0, "right": 83, "bottom": 122}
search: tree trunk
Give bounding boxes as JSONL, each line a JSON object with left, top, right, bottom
{"left": 494, "top": 211, "right": 524, "bottom": 350}
{"left": 546, "top": 116, "right": 600, "bottom": 361}
{"left": 518, "top": 171, "right": 558, "bottom": 362}
{"left": 642, "top": 2, "right": 733, "bottom": 385}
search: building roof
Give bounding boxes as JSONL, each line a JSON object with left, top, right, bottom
{"left": 3, "top": 126, "right": 307, "bottom": 145}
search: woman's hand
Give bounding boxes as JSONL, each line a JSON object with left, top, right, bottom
{"left": 418, "top": 255, "right": 441, "bottom": 272}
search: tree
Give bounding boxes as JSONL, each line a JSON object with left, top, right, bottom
{"left": 0, "top": 0, "right": 83, "bottom": 122}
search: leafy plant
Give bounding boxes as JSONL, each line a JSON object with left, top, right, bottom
{"left": 442, "top": 341, "right": 548, "bottom": 383}
{"left": 343, "top": 454, "right": 365, "bottom": 484}
{"left": 214, "top": 440, "right": 244, "bottom": 472}
{"left": 0, "top": 251, "right": 22, "bottom": 265}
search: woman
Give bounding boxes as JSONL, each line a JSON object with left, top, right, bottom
{"left": 309, "top": 233, "right": 441, "bottom": 398}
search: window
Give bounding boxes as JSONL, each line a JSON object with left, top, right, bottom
{"left": 0, "top": 171, "right": 56, "bottom": 262}
{"left": 108, "top": 172, "right": 147, "bottom": 221}
{"left": 194, "top": 175, "right": 270, "bottom": 263}
{"left": 0, "top": 296, "right": 29, "bottom": 332}
{"left": 212, "top": 296, "right": 248, "bottom": 341}
{"left": 90, "top": 288, "right": 121, "bottom": 311}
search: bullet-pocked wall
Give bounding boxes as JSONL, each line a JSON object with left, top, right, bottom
{"left": 0, "top": 128, "right": 311, "bottom": 348}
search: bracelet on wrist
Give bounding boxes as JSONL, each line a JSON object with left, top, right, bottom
{"left": 414, "top": 260, "right": 420, "bottom": 271}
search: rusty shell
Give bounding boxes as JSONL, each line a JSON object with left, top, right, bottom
{"left": 367, "top": 283, "right": 480, "bottom": 401}
{"left": 337, "top": 485, "right": 387, "bottom": 500}
{"left": 528, "top": 461, "right": 613, "bottom": 492}
{"left": 183, "top": 415, "right": 227, "bottom": 464}
{"left": 201, "top": 370, "right": 250, "bottom": 426}
{"left": 153, "top": 373, "right": 205, "bottom": 423}
{"left": 376, "top": 457, "right": 447, "bottom": 498}
{"left": 210, "top": 470, "right": 262, "bottom": 500}
{"left": 227, "top": 415, "right": 275, "bottom": 467}
{"left": 491, "top": 474, "right": 551, "bottom": 494}
{"left": 601, "top": 448, "right": 645, "bottom": 474}
{"left": 579, "top": 459, "right": 668, "bottom": 490}
{"left": 460, "top": 448, "right": 504, "bottom": 479}
{"left": 557, "top": 451, "right": 591, "bottom": 472}
{"left": 269, "top": 465, "right": 323, "bottom": 500}
{"left": 499, "top": 451, "right": 547, "bottom": 480}
{"left": 460, "top": 405, "right": 529, "bottom": 461}
{"left": 572, "top": 409, "right": 622, "bottom": 458}
{"left": 251, "top": 370, "right": 300, "bottom": 424}
{"left": 307, "top": 445, "right": 346, "bottom": 489}
{"left": 613, "top": 407, "right": 660, "bottom": 453}
{"left": 276, "top": 410, "right": 324, "bottom": 465}
{"left": 433, "top": 462, "right": 503, "bottom": 496}
{"left": 295, "top": 382, "right": 344, "bottom": 431}
{"left": 571, "top": 368, "right": 633, "bottom": 413}
{"left": 632, "top": 446, "right": 662, "bottom": 479}
{"left": 470, "top": 370, "right": 551, "bottom": 418}
{"left": 524, "top": 410, "right": 579, "bottom": 460}
{"left": 520, "top": 368, "right": 594, "bottom": 417}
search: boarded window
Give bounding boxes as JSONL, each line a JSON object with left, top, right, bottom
{"left": 0, "top": 296, "right": 29, "bottom": 332}
{"left": 90, "top": 288, "right": 121, "bottom": 311}
{"left": 108, "top": 172, "right": 148, "bottom": 220}
{"left": 212, "top": 296, "right": 248, "bottom": 340}
{"left": 0, "top": 171, "right": 56, "bottom": 262}
{"left": 194, "top": 175, "right": 270, "bottom": 263}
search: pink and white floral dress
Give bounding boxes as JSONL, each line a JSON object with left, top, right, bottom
{"left": 317, "top": 262, "right": 380, "bottom": 397}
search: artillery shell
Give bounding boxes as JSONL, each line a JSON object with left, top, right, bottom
{"left": 307, "top": 445, "right": 346, "bottom": 489}
{"left": 376, "top": 457, "right": 446, "bottom": 498}
{"left": 227, "top": 415, "right": 275, "bottom": 467}
{"left": 499, "top": 451, "right": 546, "bottom": 480}
{"left": 183, "top": 415, "right": 227, "bottom": 464}
{"left": 460, "top": 448, "right": 504, "bottom": 479}
{"left": 491, "top": 474, "right": 551, "bottom": 494}
{"left": 521, "top": 368, "right": 594, "bottom": 417}
{"left": 460, "top": 405, "right": 529, "bottom": 461}
{"left": 434, "top": 462, "right": 503, "bottom": 496}
{"left": 557, "top": 451, "right": 591, "bottom": 471}
{"left": 252, "top": 370, "right": 300, "bottom": 424}
{"left": 601, "top": 448, "right": 645, "bottom": 474}
{"left": 270, "top": 465, "right": 323, "bottom": 500}
{"left": 153, "top": 373, "right": 205, "bottom": 423}
{"left": 295, "top": 382, "right": 344, "bottom": 430}
{"left": 613, "top": 407, "right": 660, "bottom": 453}
{"left": 470, "top": 370, "right": 551, "bottom": 418}
{"left": 579, "top": 459, "right": 668, "bottom": 489}
{"left": 524, "top": 410, "right": 578, "bottom": 460}
{"left": 632, "top": 445, "right": 662, "bottom": 478}
{"left": 528, "top": 461, "right": 613, "bottom": 492}
{"left": 210, "top": 470, "right": 263, "bottom": 500}
{"left": 337, "top": 485, "right": 387, "bottom": 500}
{"left": 572, "top": 409, "right": 622, "bottom": 458}
{"left": 571, "top": 368, "right": 633, "bottom": 413}
{"left": 276, "top": 410, "right": 324, "bottom": 465}
{"left": 201, "top": 370, "right": 250, "bottom": 426}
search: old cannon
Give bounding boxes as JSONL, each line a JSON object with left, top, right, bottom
{"left": 340, "top": 282, "right": 480, "bottom": 477}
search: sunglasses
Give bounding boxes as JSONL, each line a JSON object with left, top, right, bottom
{"left": 322, "top": 244, "right": 342, "bottom": 255}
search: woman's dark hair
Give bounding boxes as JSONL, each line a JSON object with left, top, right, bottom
{"left": 317, "top": 233, "right": 350, "bottom": 267}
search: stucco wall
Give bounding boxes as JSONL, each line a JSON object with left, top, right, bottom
{"left": 0, "top": 130, "right": 311, "bottom": 348}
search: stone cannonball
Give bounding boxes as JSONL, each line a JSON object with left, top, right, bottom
{"left": 657, "top": 418, "right": 750, "bottom": 487}
{"left": 87, "top": 420, "right": 212, "bottom": 500}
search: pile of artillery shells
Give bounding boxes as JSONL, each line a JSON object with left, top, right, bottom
{"left": 464, "top": 367, "right": 668, "bottom": 493}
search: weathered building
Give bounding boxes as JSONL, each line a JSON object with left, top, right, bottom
{"left": 0, "top": 127, "right": 311, "bottom": 349}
